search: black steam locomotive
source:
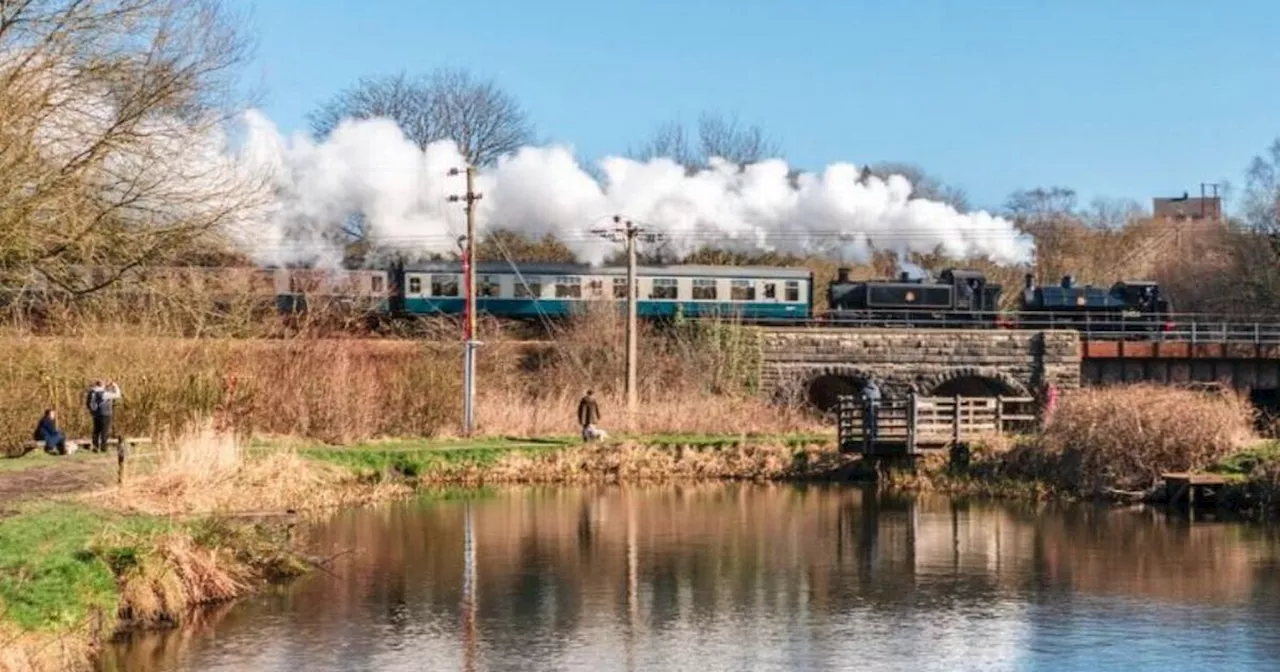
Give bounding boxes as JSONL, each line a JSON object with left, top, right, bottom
{"left": 1018, "top": 274, "right": 1172, "bottom": 331}
{"left": 826, "top": 267, "right": 1004, "bottom": 326}
{"left": 826, "top": 267, "right": 1172, "bottom": 331}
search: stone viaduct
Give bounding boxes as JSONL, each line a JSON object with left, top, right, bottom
{"left": 757, "top": 328, "right": 1081, "bottom": 410}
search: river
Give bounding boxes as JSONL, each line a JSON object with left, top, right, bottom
{"left": 101, "top": 484, "right": 1280, "bottom": 671}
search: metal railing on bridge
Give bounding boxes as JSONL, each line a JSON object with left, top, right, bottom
{"left": 746, "top": 311, "right": 1280, "bottom": 344}
{"left": 837, "top": 393, "right": 1039, "bottom": 456}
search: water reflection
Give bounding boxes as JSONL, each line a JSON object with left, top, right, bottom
{"left": 102, "top": 485, "right": 1280, "bottom": 671}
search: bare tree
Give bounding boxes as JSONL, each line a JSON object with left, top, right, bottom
{"left": 0, "top": 0, "right": 264, "bottom": 294}
{"left": 628, "top": 111, "right": 782, "bottom": 172}
{"left": 1082, "top": 196, "right": 1145, "bottom": 230}
{"left": 307, "top": 68, "right": 536, "bottom": 168}
{"left": 1242, "top": 138, "right": 1280, "bottom": 232}
{"left": 868, "top": 162, "right": 971, "bottom": 212}
{"left": 1004, "top": 186, "right": 1079, "bottom": 224}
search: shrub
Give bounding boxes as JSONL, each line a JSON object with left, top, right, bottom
{"left": 1018, "top": 385, "right": 1255, "bottom": 494}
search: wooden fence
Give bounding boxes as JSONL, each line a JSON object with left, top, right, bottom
{"left": 836, "top": 394, "right": 1039, "bottom": 455}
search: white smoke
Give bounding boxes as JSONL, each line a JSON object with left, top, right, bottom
{"left": 234, "top": 111, "right": 1035, "bottom": 267}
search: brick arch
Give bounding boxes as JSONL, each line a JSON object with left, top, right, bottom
{"left": 920, "top": 367, "right": 1030, "bottom": 397}
{"left": 801, "top": 366, "right": 881, "bottom": 413}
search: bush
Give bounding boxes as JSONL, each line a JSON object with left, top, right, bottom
{"left": 1017, "top": 385, "right": 1255, "bottom": 494}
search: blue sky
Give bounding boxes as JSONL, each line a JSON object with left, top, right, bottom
{"left": 232, "top": 0, "right": 1280, "bottom": 213}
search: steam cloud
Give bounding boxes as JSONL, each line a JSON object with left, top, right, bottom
{"left": 234, "top": 111, "right": 1035, "bottom": 268}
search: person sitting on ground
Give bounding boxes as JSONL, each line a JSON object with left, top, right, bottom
{"left": 577, "top": 389, "right": 602, "bottom": 442}
{"left": 33, "top": 408, "right": 67, "bottom": 455}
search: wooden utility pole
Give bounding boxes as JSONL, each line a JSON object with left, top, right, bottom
{"left": 449, "top": 166, "right": 482, "bottom": 436}
{"left": 592, "top": 216, "right": 662, "bottom": 426}
{"left": 626, "top": 221, "right": 638, "bottom": 419}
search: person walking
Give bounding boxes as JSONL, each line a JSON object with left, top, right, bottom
{"left": 33, "top": 409, "right": 66, "bottom": 455}
{"left": 577, "top": 390, "right": 601, "bottom": 442}
{"left": 861, "top": 380, "right": 882, "bottom": 451}
{"left": 86, "top": 380, "right": 122, "bottom": 453}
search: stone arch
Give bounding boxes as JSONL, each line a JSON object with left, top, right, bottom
{"left": 921, "top": 368, "right": 1029, "bottom": 398}
{"left": 802, "top": 365, "right": 880, "bottom": 414}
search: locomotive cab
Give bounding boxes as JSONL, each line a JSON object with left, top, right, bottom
{"left": 940, "top": 268, "right": 1000, "bottom": 312}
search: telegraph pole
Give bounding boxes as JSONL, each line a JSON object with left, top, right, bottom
{"left": 449, "top": 166, "right": 482, "bottom": 436}
{"left": 591, "top": 216, "right": 662, "bottom": 426}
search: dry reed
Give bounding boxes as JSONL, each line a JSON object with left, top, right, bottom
{"left": 83, "top": 422, "right": 409, "bottom": 517}
{"left": 1008, "top": 385, "right": 1256, "bottom": 494}
{"left": 416, "top": 441, "right": 851, "bottom": 485}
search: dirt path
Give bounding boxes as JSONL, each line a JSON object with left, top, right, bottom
{"left": 0, "top": 454, "right": 117, "bottom": 513}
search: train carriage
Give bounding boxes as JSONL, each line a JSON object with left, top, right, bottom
{"left": 390, "top": 262, "right": 813, "bottom": 322}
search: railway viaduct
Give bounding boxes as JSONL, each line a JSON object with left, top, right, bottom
{"left": 758, "top": 327, "right": 1280, "bottom": 410}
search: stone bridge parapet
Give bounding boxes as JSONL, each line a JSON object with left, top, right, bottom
{"left": 758, "top": 328, "right": 1081, "bottom": 405}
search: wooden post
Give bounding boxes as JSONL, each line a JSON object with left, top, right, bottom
{"left": 995, "top": 395, "right": 1004, "bottom": 433}
{"left": 906, "top": 390, "right": 918, "bottom": 454}
{"left": 116, "top": 439, "right": 127, "bottom": 485}
{"left": 952, "top": 394, "right": 961, "bottom": 446}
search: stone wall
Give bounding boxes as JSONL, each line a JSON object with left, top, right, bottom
{"left": 759, "top": 328, "right": 1081, "bottom": 398}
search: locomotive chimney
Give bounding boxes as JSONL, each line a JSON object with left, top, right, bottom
{"left": 1061, "top": 275, "right": 1074, "bottom": 289}
{"left": 899, "top": 271, "right": 910, "bottom": 282}
{"left": 1024, "top": 273, "right": 1033, "bottom": 290}
{"left": 837, "top": 267, "right": 850, "bottom": 283}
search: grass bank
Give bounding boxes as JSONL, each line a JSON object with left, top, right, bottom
{"left": 0, "top": 424, "right": 409, "bottom": 672}
{"left": 296, "top": 433, "right": 851, "bottom": 485}
{"left": 0, "top": 503, "right": 308, "bottom": 672}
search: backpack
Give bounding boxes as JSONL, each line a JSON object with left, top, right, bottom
{"left": 87, "top": 389, "right": 104, "bottom": 414}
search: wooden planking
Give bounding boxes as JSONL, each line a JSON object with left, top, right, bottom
{"left": 837, "top": 395, "right": 1038, "bottom": 454}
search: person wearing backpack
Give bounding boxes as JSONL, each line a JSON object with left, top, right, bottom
{"left": 86, "top": 380, "right": 122, "bottom": 453}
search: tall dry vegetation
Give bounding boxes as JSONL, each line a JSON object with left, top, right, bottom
{"left": 1005, "top": 385, "right": 1256, "bottom": 494}
{"left": 0, "top": 306, "right": 812, "bottom": 445}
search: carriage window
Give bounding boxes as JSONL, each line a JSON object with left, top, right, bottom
{"left": 785, "top": 280, "right": 800, "bottom": 302}
{"left": 514, "top": 278, "right": 542, "bottom": 298}
{"left": 371, "top": 276, "right": 385, "bottom": 294}
{"left": 478, "top": 275, "right": 500, "bottom": 297}
{"left": 650, "top": 278, "right": 678, "bottom": 300}
{"left": 613, "top": 278, "right": 629, "bottom": 299}
{"left": 692, "top": 278, "right": 717, "bottom": 300}
{"left": 432, "top": 275, "right": 459, "bottom": 297}
{"left": 555, "top": 276, "right": 582, "bottom": 299}
{"left": 730, "top": 279, "right": 755, "bottom": 301}
{"left": 588, "top": 279, "right": 603, "bottom": 294}
{"left": 764, "top": 283, "right": 776, "bottom": 300}
{"left": 408, "top": 277, "right": 422, "bottom": 294}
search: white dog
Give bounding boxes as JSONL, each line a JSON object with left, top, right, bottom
{"left": 582, "top": 424, "right": 608, "bottom": 442}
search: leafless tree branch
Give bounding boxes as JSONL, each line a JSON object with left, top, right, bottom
{"left": 307, "top": 67, "right": 535, "bottom": 168}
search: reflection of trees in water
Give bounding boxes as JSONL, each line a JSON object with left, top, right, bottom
{"left": 111, "top": 485, "right": 1280, "bottom": 670}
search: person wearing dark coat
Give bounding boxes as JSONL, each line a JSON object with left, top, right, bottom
{"left": 577, "top": 390, "right": 601, "bottom": 441}
{"left": 861, "top": 380, "right": 882, "bottom": 449}
{"left": 34, "top": 409, "right": 66, "bottom": 455}
{"left": 86, "top": 380, "right": 122, "bottom": 453}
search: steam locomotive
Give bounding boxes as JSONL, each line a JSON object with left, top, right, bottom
{"left": 826, "top": 267, "right": 1172, "bottom": 331}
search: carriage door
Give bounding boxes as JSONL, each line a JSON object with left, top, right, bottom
{"left": 763, "top": 282, "right": 778, "bottom": 302}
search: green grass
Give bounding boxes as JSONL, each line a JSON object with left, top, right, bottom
{"left": 0, "top": 449, "right": 109, "bottom": 473}
{"left": 267, "top": 432, "right": 836, "bottom": 479}
{"left": 0, "top": 503, "right": 169, "bottom": 632}
{"left": 1209, "top": 440, "right": 1280, "bottom": 477}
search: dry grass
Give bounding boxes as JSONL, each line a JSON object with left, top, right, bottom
{"left": 0, "top": 304, "right": 808, "bottom": 446}
{"left": 1006, "top": 385, "right": 1256, "bottom": 494}
{"left": 83, "top": 422, "right": 409, "bottom": 517}
{"left": 413, "top": 441, "right": 851, "bottom": 485}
